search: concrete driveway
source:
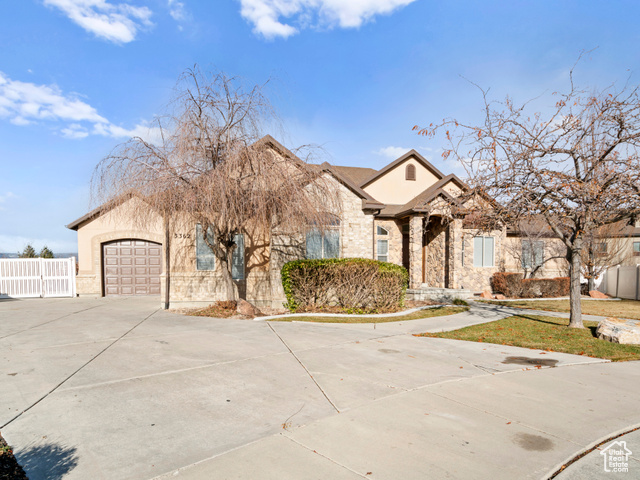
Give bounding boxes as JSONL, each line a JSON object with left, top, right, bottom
{"left": 1, "top": 297, "right": 638, "bottom": 479}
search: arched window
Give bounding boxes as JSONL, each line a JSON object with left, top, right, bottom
{"left": 406, "top": 164, "right": 416, "bottom": 181}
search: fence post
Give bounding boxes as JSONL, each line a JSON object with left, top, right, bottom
{"left": 71, "top": 257, "right": 77, "bottom": 298}
{"left": 616, "top": 265, "right": 620, "bottom": 299}
{"left": 39, "top": 257, "right": 44, "bottom": 298}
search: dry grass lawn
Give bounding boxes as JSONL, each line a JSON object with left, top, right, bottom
{"left": 417, "top": 314, "right": 640, "bottom": 362}
{"left": 484, "top": 299, "right": 640, "bottom": 320}
{"left": 270, "top": 306, "right": 469, "bottom": 324}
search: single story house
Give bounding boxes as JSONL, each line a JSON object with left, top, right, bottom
{"left": 67, "top": 135, "right": 640, "bottom": 308}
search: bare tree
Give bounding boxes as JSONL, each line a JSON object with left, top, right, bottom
{"left": 415, "top": 70, "right": 640, "bottom": 328}
{"left": 93, "top": 67, "right": 339, "bottom": 306}
{"left": 506, "top": 218, "right": 567, "bottom": 278}
{"left": 581, "top": 222, "right": 631, "bottom": 291}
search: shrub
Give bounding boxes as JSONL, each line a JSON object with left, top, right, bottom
{"left": 521, "top": 277, "right": 570, "bottom": 298}
{"left": 452, "top": 298, "right": 469, "bottom": 306}
{"left": 281, "top": 258, "right": 409, "bottom": 313}
{"left": 491, "top": 272, "right": 524, "bottom": 297}
{"left": 491, "top": 273, "right": 570, "bottom": 298}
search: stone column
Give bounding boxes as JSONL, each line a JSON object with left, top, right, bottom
{"left": 409, "top": 215, "right": 423, "bottom": 288}
{"left": 449, "top": 219, "right": 463, "bottom": 289}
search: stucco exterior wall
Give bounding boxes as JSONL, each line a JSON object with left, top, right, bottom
{"left": 363, "top": 156, "right": 440, "bottom": 205}
{"left": 73, "top": 174, "right": 373, "bottom": 309}
{"left": 75, "top": 198, "right": 164, "bottom": 296}
{"left": 502, "top": 236, "right": 569, "bottom": 278}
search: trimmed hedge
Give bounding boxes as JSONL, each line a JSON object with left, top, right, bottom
{"left": 491, "top": 272, "right": 570, "bottom": 298}
{"left": 281, "top": 258, "right": 409, "bottom": 313}
{"left": 521, "top": 277, "right": 570, "bottom": 298}
{"left": 491, "top": 272, "right": 524, "bottom": 297}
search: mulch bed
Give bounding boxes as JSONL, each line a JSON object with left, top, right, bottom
{"left": 0, "top": 433, "right": 27, "bottom": 480}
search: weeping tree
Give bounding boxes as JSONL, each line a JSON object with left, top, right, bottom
{"left": 93, "top": 67, "right": 339, "bottom": 307}
{"left": 415, "top": 71, "right": 640, "bottom": 328}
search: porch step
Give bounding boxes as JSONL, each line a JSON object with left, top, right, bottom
{"left": 406, "top": 287, "right": 473, "bottom": 303}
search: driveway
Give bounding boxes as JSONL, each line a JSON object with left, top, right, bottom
{"left": 0, "top": 297, "right": 638, "bottom": 479}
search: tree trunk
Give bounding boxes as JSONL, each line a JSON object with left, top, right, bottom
{"left": 220, "top": 251, "right": 238, "bottom": 302}
{"left": 587, "top": 271, "right": 595, "bottom": 292}
{"left": 568, "top": 248, "right": 584, "bottom": 328}
{"left": 163, "top": 215, "right": 171, "bottom": 310}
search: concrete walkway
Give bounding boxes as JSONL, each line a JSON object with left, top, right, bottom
{"left": 0, "top": 297, "right": 638, "bottom": 479}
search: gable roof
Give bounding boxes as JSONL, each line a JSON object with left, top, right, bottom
{"left": 319, "top": 162, "right": 384, "bottom": 209}
{"left": 67, "top": 193, "right": 137, "bottom": 231}
{"left": 361, "top": 149, "right": 446, "bottom": 188}
{"left": 376, "top": 174, "right": 467, "bottom": 218}
{"left": 332, "top": 166, "right": 378, "bottom": 186}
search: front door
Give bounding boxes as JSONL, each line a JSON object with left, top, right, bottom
{"left": 402, "top": 232, "right": 410, "bottom": 272}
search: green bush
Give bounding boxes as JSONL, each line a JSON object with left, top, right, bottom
{"left": 281, "top": 258, "right": 409, "bottom": 313}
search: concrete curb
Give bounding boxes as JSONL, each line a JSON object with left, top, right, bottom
{"left": 478, "top": 297, "right": 621, "bottom": 302}
{"left": 254, "top": 304, "right": 455, "bottom": 322}
{"left": 544, "top": 421, "right": 640, "bottom": 479}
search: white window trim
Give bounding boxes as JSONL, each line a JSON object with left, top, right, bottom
{"left": 473, "top": 236, "right": 495, "bottom": 268}
{"left": 377, "top": 238, "right": 389, "bottom": 262}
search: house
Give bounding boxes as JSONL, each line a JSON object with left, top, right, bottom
{"left": 67, "top": 136, "right": 513, "bottom": 308}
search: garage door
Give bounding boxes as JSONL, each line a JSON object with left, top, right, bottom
{"left": 103, "top": 239, "right": 162, "bottom": 296}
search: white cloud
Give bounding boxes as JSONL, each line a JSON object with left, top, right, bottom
{"left": 239, "top": 0, "right": 416, "bottom": 39}
{"left": 43, "top": 0, "right": 152, "bottom": 44}
{"left": 0, "top": 72, "right": 159, "bottom": 143}
{"left": 374, "top": 146, "right": 409, "bottom": 159}
{"left": 168, "top": 0, "right": 186, "bottom": 21}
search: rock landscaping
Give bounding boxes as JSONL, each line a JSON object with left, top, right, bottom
{"left": 597, "top": 318, "right": 640, "bottom": 344}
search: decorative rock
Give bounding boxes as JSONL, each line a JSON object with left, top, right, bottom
{"left": 495, "top": 294, "right": 506, "bottom": 300}
{"left": 596, "top": 317, "right": 640, "bottom": 344}
{"left": 589, "top": 290, "right": 609, "bottom": 299}
{"left": 480, "top": 290, "right": 493, "bottom": 299}
{"left": 237, "top": 298, "right": 262, "bottom": 317}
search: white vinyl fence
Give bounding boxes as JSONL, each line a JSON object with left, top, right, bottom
{"left": 0, "top": 258, "right": 76, "bottom": 298}
{"left": 600, "top": 265, "right": 640, "bottom": 300}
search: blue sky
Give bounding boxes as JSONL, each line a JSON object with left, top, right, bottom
{"left": 1, "top": 0, "right": 640, "bottom": 253}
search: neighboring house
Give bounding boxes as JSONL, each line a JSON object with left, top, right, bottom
{"left": 67, "top": 135, "right": 512, "bottom": 308}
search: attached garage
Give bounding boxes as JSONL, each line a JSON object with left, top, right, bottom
{"left": 102, "top": 239, "right": 162, "bottom": 296}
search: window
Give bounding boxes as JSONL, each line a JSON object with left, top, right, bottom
{"left": 232, "top": 234, "right": 244, "bottom": 280}
{"left": 377, "top": 226, "right": 389, "bottom": 235}
{"left": 522, "top": 240, "right": 544, "bottom": 269}
{"left": 377, "top": 239, "right": 389, "bottom": 262}
{"left": 634, "top": 242, "right": 640, "bottom": 256}
{"left": 306, "top": 229, "right": 340, "bottom": 259}
{"left": 196, "top": 223, "right": 215, "bottom": 271}
{"left": 405, "top": 164, "right": 416, "bottom": 181}
{"left": 473, "top": 236, "right": 494, "bottom": 267}
{"left": 596, "top": 242, "right": 608, "bottom": 256}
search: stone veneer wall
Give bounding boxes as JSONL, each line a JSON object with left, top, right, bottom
{"left": 409, "top": 216, "right": 423, "bottom": 288}
{"left": 424, "top": 218, "right": 448, "bottom": 288}
{"left": 374, "top": 219, "right": 403, "bottom": 265}
{"left": 452, "top": 225, "right": 506, "bottom": 292}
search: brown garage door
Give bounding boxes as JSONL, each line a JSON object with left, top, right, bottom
{"left": 103, "top": 239, "right": 162, "bottom": 296}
